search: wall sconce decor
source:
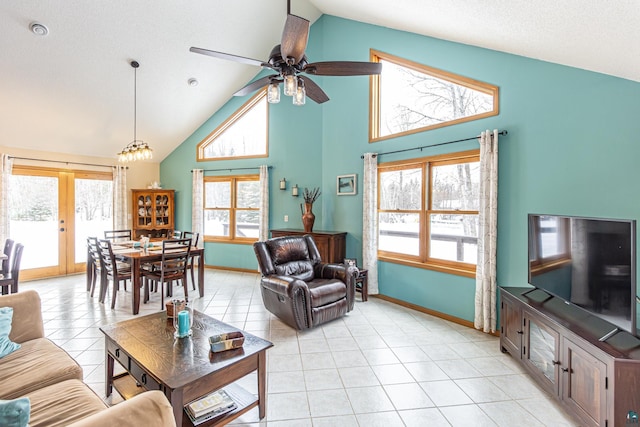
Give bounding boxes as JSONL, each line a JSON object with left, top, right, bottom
{"left": 280, "top": 178, "right": 287, "bottom": 190}
{"left": 292, "top": 184, "right": 299, "bottom": 197}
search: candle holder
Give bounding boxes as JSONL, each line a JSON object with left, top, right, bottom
{"left": 172, "top": 299, "right": 193, "bottom": 338}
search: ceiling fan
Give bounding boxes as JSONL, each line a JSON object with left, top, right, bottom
{"left": 189, "top": 0, "right": 382, "bottom": 104}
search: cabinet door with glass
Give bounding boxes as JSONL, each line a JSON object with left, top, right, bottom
{"left": 523, "top": 309, "right": 561, "bottom": 395}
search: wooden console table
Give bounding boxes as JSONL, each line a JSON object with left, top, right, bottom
{"left": 270, "top": 229, "right": 346, "bottom": 264}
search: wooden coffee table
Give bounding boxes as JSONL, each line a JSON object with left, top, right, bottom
{"left": 100, "top": 311, "right": 273, "bottom": 426}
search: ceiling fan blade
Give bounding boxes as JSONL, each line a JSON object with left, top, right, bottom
{"left": 234, "top": 75, "right": 277, "bottom": 97}
{"left": 300, "top": 76, "right": 329, "bottom": 104}
{"left": 280, "top": 14, "right": 309, "bottom": 64}
{"left": 190, "top": 46, "right": 271, "bottom": 69}
{"left": 303, "top": 61, "right": 383, "bottom": 76}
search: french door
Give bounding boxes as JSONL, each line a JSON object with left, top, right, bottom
{"left": 9, "top": 166, "right": 113, "bottom": 280}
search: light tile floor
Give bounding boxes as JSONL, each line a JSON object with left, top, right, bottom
{"left": 21, "top": 270, "right": 578, "bottom": 427}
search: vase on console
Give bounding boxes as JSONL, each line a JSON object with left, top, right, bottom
{"left": 300, "top": 187, "right": 321, "bottom": 233}
{"left": 302, "top": 203, "right": 315, "bottom": 233}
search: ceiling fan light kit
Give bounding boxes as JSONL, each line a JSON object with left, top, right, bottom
{"left": 283, "top": 74, "right": 297, "bottom": 97}
{"left": 118, "top": 60, "right": 153, "bottom": 162}
{"left": 189, "top": 0, "right": 382, "bottom": 106}
{"left": 268, "top": 82, "right": 281, "bottom": 103}
{"left": 293, "top": 78, "right": 306, "bottom": 106}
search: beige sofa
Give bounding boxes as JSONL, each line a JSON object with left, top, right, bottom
{"left": 0, "top": 290, "right": 176, "bottom": 427}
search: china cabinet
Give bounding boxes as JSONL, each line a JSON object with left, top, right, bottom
{"left": 131, "top": 189, "right": 175, "bottom": 239}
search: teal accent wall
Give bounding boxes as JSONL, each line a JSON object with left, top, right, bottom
{"left": 161, "top": 15, "right": 640, "bottom": 323}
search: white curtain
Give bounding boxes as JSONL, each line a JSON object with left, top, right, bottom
{"left": 259, "top": 165, "right": 269, "bottom": 241}
{"left": 112, "top": 165, "right": 128, "bottom": 231}
{"left": 0, "top": 154, "right": 13, "bottom": 244}
{"left": 474, "top": 129, "right": 499, "bottom": 333}
{"left": 192, "top": 169, "right": 204, "bottom": 247}
{"left": 362, "top": 153, "right": 379, "bottom": 295}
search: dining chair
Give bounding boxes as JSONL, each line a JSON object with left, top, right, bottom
{"left": 98, "top": 239, "right": 132, "bottom": 308}
{"left": 0, "top": 243, "right": 24, "bottom": 295}
{"left": 104, "top": 229, "right": 132, "bottom": 242}
{"left": 86, "top": 237, "right": 103, "bottom": 297}
{"left": 2, "top": 239, "right": 14, "bottom": 276}
{"left": 181, "top": 231, "right": 200, "bottom": 290}
{"left": 171, "top": 230, "right": 182, "bottom": 239}
{"left": 141, "top": 238, "right": 191, "bottom": 309}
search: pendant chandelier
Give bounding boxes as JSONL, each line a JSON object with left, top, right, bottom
{"left": 118, "top": 60, "right": 152, "bottom": 162}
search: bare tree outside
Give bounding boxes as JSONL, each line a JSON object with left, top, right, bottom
{"left": 379, "top": 59, "right": 493, "bottom": 138}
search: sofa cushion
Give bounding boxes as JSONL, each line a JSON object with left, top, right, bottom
{"left": 0, "top": 338, "right": 83, "bottom": 400}
{"left": 0, "top": 307, "right": 20, "bottom": 358}
{"left": 0, "top": 397, "right": 30, "bottom": 427}
{"left": 307, "top": 278, "right": 347, "bottom": 307}
{"left": 23, "top": 379, "right": 106, "bottom": 427}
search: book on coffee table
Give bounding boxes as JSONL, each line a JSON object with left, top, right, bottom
{"left": 185, "top": 388, "right": 236, "bottom": 423}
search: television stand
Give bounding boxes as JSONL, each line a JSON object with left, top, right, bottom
{"left": 500, "top": 286, "right": 640, "bottom": 427}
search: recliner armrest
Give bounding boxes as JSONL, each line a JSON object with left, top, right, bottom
{"left": 261, "top": 275, "right": 308, "bottom": 298}
{"left": 314, "top": 263, "right": 358, "bottom": 311}
{"left": 314, "top": 263, "right": 357, "bottom": 282}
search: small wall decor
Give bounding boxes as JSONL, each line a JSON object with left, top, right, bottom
{"left": 337, "top": 174, "right": 357, "bottom": 195}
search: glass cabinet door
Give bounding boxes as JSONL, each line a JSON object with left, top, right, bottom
{"left": 523, "top": 311, "right": 560, "bottom": 394}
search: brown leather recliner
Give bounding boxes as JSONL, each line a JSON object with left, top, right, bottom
{"left": 253, "top": 235, "right": 357, "bottom": 330}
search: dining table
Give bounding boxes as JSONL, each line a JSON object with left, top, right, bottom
{"left": 102, "top": 243, "right": 205, "bottom": 315}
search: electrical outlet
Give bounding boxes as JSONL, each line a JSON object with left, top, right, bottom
{"left": 284, "top": 215, "right": 289, "bottom": 222}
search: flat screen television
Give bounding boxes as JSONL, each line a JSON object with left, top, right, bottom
{"left": 528, "top": 214, "right": 637, "bottom": 337}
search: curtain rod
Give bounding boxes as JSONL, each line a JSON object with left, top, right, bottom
{"left": 191, "top": 166, "right": 271, "bottom": 173}
{"left": 360, "top": 130, "right": 508, "bottom": 159}
{"left": 8, "top": 156, "right": 126, "bottom": 169}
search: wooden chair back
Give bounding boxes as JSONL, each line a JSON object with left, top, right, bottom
{"left": 0, "top": 242, "right": 23, "bottom": 294}
{"left": 104, "top": 229, "right": 132, "bottom": 242}
{"left": 2, "top": 239, "right": 14, "bottom": 275}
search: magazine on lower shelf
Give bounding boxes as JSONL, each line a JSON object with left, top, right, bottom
{"left": 185, "top": 388, "right": 237, "bottom": 424}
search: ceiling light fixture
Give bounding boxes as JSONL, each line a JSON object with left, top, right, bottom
{"left": 283, "top": 73, "right": 297, "bottom": 97}
{"left": 118, "top": 61, "right": 152, "bottom": 162}
{"left": 293, "top": 78, "right": 306, "bottom": 106}
{"left": 267, "top": 81, "right": 280, "bottom": 104}
{"left": 29, "top": 22, "right": 49, "bottom": 36}
{"left": 188, "top": 78, "right": 199, "bottom": 87}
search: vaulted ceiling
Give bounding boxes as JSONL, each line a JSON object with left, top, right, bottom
{"left": 1, "top": 0, "right": 638, "bottom": 161}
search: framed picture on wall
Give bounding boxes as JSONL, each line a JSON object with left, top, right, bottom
{"left": 337, "top": 174, "right": 357, "bottom": 195}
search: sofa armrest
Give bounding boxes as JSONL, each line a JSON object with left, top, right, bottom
{"left": 261, "top": 275, "right": 308, "bottom": 298}
{"left": 0, "top": 290, "right": 44, "bottom": 343}
{"left": 68, "top": 391, "right": 176, "bottom": 427}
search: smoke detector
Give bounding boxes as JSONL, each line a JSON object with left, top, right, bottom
{"left": 30, "top": 22, "right": 49, "bottom": 36}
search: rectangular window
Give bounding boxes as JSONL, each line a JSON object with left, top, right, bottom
{"left": 378, "top": 150, "right": 480, "bottom": 277}
{"left": 204, "top": 175, "right": 260, "bottom": 243}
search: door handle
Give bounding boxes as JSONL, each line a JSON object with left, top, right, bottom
{"left": 59, "top": 228, "right": 65, "bottom": 232}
